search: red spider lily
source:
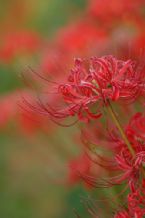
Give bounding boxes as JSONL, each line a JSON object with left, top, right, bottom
{"left": 114, "top": 153, "right": 142, "bottom": 185}
{"left": 40, "top": 48, "right": 68, "bottom": 77}
{"left": 40, "top": 21, "right": 108, "bottom": 77}
{"left": 0, "top": 31, "right": 41, "bottom": 62}
{"left": 73, "top": 111, "right": 145, "bottom": 189}
{"left": 114, "top": 211, "right": 130, "bottom": 218}
{"left": 88, "top": 0, "right": 145, "bottom": 24}
{"left": 115, "top": 185, "right": 145, "bottom": 218}
{"left": 105, "top": 116, "right": 145, "bottom": 186}
{"left": 0, "top": 91, "right": 53, "bottom": 135}
{"left": 68, "top": 153, "right": 91, "bottom": 185}
{"left": 57, "top": 21, "right": 107, "bottom": 54}
{"left": 127, "top": 190, "right": 145, "bottom": 217}
{"left": 132, "top": 32, "right": 145, "bottom": 57}
{"left": 89, "top": 55, "right": 145, "bottom": 103}
{"left": 0, "top": 94, "right": 17, "bottom": 128}
{"left": 36, "top": 55, "right": 145, "bottom": 123}
{"left": 126, "top": 112, "right": 145, "bottom": 140}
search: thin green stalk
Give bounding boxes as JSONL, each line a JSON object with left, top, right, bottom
{"left": 106, "top": 101, "right": 145, "bottom": 178}
{"left": 106, "top": 100, "right": 135, "bottom": 156}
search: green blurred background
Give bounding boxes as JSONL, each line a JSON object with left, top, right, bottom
{"left": 0, "top": 1, "right": 89, "bottom": 217}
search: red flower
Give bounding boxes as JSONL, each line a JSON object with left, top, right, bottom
{"left": 57, "top": 22, "right": 107, "bottom": 53}
{"left": 106, "top": 112, "right": 145, "bottom": 186}
{"left": 114, "top": 211, "right": 130, "bottom": 218}
{"left": 115, "top": 186, "right": 145, "bottom": 218}
{"left": 126, "top": 112, "right": 145, "bottom": 140}
{"left": 76, "top": 112, "right": 145, "bottom": 188}
{"left": 0, "top": 31, "right": 41, "bottom": 62}
{"left": 68, "top": 153, "right": 91, "bottom": 185}
{"left": 89, "top": 0, "right": 145, "bottom": 23}
{"left": 36, "top": 55, "right": 145, "bottom": 123}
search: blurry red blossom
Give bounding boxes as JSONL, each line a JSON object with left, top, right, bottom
{"left": 0, "top": 31, "right": 41, "bottom": 62}
{"left": 0, "top": 91, "right": 53, "bottom": 135}
{"left": 68, "top": 153, "right": 91, "bottom": 185}
{"left": 40, "top": 21, "right": 108, "bottom": 77}
{"left": 115, "top": 185, "right": 145, "bottom": 218}
{"left": 88, "top": 0, "right": 145, "bottom": 23}
{"left": 126, "top": 112, "right": 145, "bottom": 140}
{"left": 0, "top": 94, "right": 17, "bottom": 127}
{"left": 37, "top": 55, "right": 145, "bottom": 123}
{"left": 132, "top": 32, "right": 145, "bottom": 56}
{"left": 57, "top": 21, "right": 107, "bottom": 53}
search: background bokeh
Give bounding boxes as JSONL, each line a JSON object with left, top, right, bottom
{"left": 0, "top": 1, "right": 89, "bottom": 218}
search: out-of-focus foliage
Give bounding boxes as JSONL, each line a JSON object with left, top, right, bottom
{"left": 0, "top": 1, "right": 88, "bottom": 218}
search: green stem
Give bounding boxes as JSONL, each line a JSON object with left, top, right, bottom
{"left": 107, "top": 101, "right": 145, "bottom": 179}
{"left": 106, "top": 100, "right": 135, "bottom": 156}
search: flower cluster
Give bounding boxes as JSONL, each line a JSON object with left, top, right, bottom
{"left": 33, "top": 54, "right": 145, "bottom": 217}
{"left": 37, "top": 55, "right": 145, "bottom": 124}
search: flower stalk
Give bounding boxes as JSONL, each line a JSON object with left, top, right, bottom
{"left": 106, "top": 100, "right": 135, "bottom": 156}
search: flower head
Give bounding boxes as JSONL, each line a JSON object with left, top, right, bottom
{"left": 41, "top": 55, "right": 145, "bottom": 123}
